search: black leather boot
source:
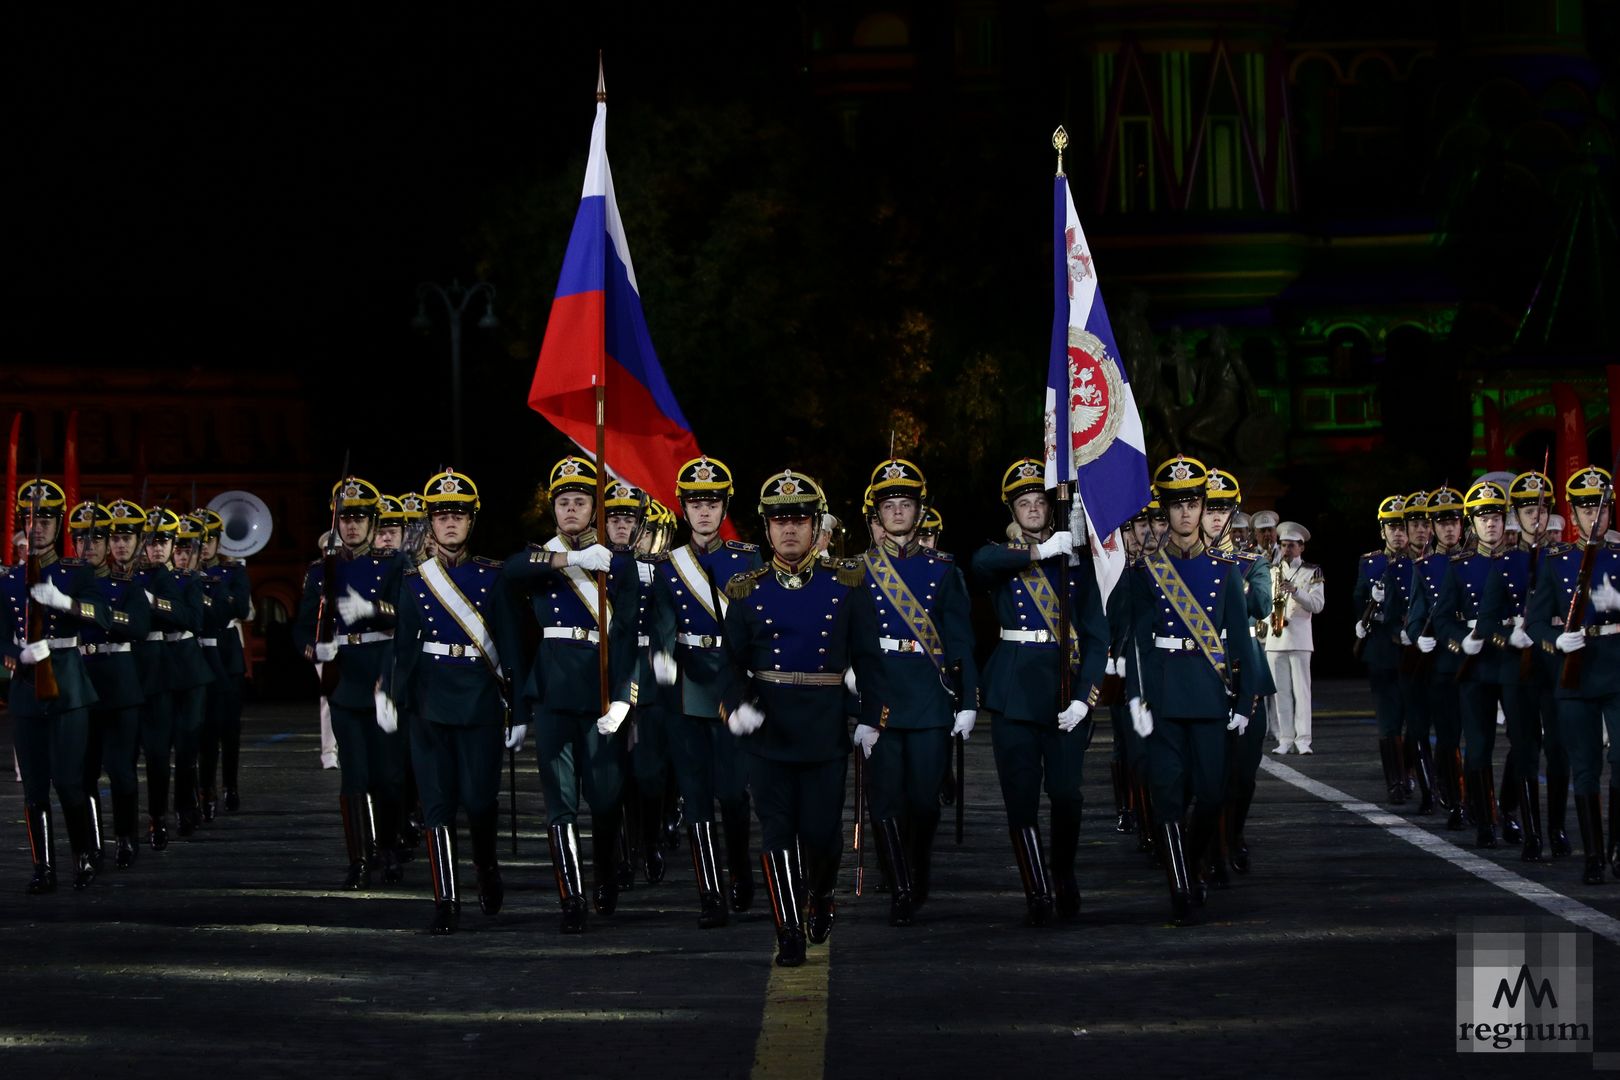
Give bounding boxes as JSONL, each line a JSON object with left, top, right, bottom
{"left": 804, "top": 848, "right": 840, "bottom": 945}
{"left": 1187, "top": 810, "right": 1220, "bottom": 906}
{"left": 1414, "top": 741, "right": 1437, "bottom": 815}
{"left": 688, "top": 821, "right": 728, "bottom": 928}
{"left": 113, "top": 792, "right": 138, "bottom": 869}
{"left": 63, "top": 801, "right": 97, "bottom": 891}
{"left": 722, "top": 802, "right": 754, "bottom": 912}
{"left": 1445, "top": 752, "right": 1466, "bottom": 831}
{"left": 1609, "top": 788, "right": 1620, "bottom": 880}
{"left": 641, "top": 792, "right": 666, "bottom": 884}
{"left": 1519, "top": 776, "right": 1543, "bottom": 863}
{"left": 424, "top": 824, "right": 459, "bottom": 934}
{"left": 175, "top": 764, "right": 200, "bottom": 837}
{"left": 1135, "top": 781, "right": 1155, "bottom": 854}
{"left": 24, "top": 801, "right": 55, "bottom": 894}
{"left": 1159, "top": 821, "right": 1195, "bottom": 926}
{"left": 875, "top": 818, "right": 914, "bottom": 927}
{"left": 761, "top": 849, "right": 806, "bottom": 967}
{"left": 1546, "top": 767, "right": 1570, "bottom": 856}
{"left": 85, "top": 792, "right": 106, "bottom": 872}
{"left": 1010, "top": 825, "right": 1053, "bottom": 927}
{"left": 1228, "top": 788, "right": 1253, "bottom": 874}
{"left": 1470, "top": 772, "right": 1498, "bottom": 849}
{"left": 339, "top": 795, "right": 372, "bottom": 890}
{"left": 376, "top": 798, "right": 404, "bottom": 884}
{"left": 201, "top": 787, "right": 218, "bottom": 824}
{"left": 469, "top": 808, "right": 503, "bottom": 916}
{"left": 1050, "top": 803, "right": 1082, "bottom": 919}
{"left": 615, "top": 796, "right": 637, "bottom": 892}
{"left": 1497, "top": 762, "right": 1522, "bottom": 845}
{"left": 1378, "top": 738, "right": 1407, "bottom": 805}
{"left": 549, "top": 822, "right": 588, "bottom": 933}
{"left": 910, "top": 810, "right": 939, "bottom": 910}
{"left": 148, "top": 814, "right": 170, "bottom": 851}
{"left": 1574, "top": 793, "right": 1605, "bottom": 886}
{"left": 591, "top": 809, "right": 622, "bottom": 916}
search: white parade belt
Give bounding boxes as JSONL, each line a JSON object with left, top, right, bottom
{"left": 1154, "top": 631, "right": 1228, "bottom": 651}
{"left": 1585, "top": 623, "right": 1620, "bottom": 638}
{"left": 338, "top": 631, "right": 392, "bottom": 647}
{"left": 878, "top": 637, "right": 932, "bottom": 654}
{"left": 636, "top": 635, "right": 650, "bottom": 647}
{"left": 423, "top": 641, "right": 481, "bottom": 658}
{"left": 543, "top": 626, "right": 600, "bottom": 643}
{"left": 47, "top": 636, "right": 80, "bottom": 649}
{"left": 145, "top": 631, "right": 165, "bottom": 642}
{"left": 677, "top": 632, "right": 722, "bottom": 649}
{"left": 999, "top": 628, "right": 1055, "bottom": 643}
{"left": 199, "top": 637, "right": 219, "bottom": 647}
{"left": 80, "top": 641, "right": 132, "bottom": 655}
{"left": 163, "top": 631, "right": 193, "bottom": 643}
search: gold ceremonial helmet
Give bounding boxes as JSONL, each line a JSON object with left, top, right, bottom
{"left": 423, "top": 470, "right": 481, "bottom": 513}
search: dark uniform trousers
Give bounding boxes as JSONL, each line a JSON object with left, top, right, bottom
{"left": 411, "top": 712, "right": 503, "bottom": 827}
{"left": 749, "top": 755, "right": 847, "bottom": 857}
{"left": 537, "top": 704, "right": 627, "bottom": 827}
{"left": 869, "top": 726, "right": 951, "bottom": 824}
{"left": 13, "top": 679, "right": 91, "bottom": 809}
{"left": 990, "top": 715, "right": 1090, "bottom": 829}
{"left": 1149, "top": 718, "right": 1226, "bottom": 825}
{"left": 665, "top": 711, "right": 750, "bottom": 822}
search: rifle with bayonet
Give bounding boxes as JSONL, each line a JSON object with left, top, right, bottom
{"left": 1559, "top": 450, "right": 1620, "bottom": 691}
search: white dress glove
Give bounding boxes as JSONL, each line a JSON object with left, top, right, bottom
{"left": 1057, "top": 700, "right": 1089, "bottom": 733}
{"left": 951, "top": 710, "right": 977, "bottom": 740}
{"left": 1035, "top": 531, "right": 1073, "bottom": 560}
{"left": 1509, "top": 616, "right": 1533, "bottom": 650}
{"left": 505, "top": 723, "right": 528, "bottom": 751}
{"left": 1227, "top": 712, "right": 1250, "bottom": 735}
{"left": 1128, "top": 696, "right": 1154, "bottom": 738}
{"left": 728, "top": 702, "right": 765, "bottom": 736}
{"left": 337, "top": 586, "right": 376, "bottom": 625}
{"left": 1591, "top": 574, "right": 1620, "bottom": 613}
{"left": 1417, "top": 635, "right": 1437, "bottom": 654}
{"left": 566, "top": 544, "right": 614, "bottom": 573}
{"left": 652, "top": 651, "right": 678, "bottom": 687}
{"left": 844, "top": 668, "right": 858, "bottom": 695}
{"left": 1370, "top": 581, "right": 1386, "bottom": 603}
{"left": 313, "top": 641, "right": 339, "bottom": 663}
{"left": 596, "top": 700, "right": 631, "bottom": 735}
{"left": 853, "top": 723, "right": 880, "bottom": 758}
{"left": 1354, "top": 621, "right": 1369, "bottom": 640}
{"left": 144, "top": 590, "right": 156, "bottom": 605}
{"left": 374, "top": 690, "right": 398, "bottom": 734}
{"left": 1556, "top": 631, "right": 1586, "bottom": 654}
{"left": 19, "top": 640, "right": 51, "bottom": 665}
{"left": 1399, "top": 631, "right": 1412, "bottom": 646}
{"left": 1460, "top": 634, "right": 1484, "bottom": 656}
{"left": 31, "top": 580, "right": 73, "bottom": 612}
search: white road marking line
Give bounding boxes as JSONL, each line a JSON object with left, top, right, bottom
{"left": 1260, "top": 757, "right": 1620, "bottom": 947}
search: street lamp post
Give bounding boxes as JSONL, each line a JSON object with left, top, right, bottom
{"left": 413, "top": 279, "right": 498, "bottom": 465}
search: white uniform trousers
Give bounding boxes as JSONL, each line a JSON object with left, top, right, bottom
{"left": 1268, "top": 650, "right": 1314, "bottom": 752}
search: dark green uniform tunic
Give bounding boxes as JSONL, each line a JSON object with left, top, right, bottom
{"left": 199, "top": 558, "right": 251, "bottom": 796}
{"left": 1432, "top": 545, "right": 1510, "bottom": 773}
{"left": 134, "top": 563, "right": 198, "bottom": 820}
{"left": 970, "top": 541, "right": 1108, "bottom": 830}
{"left": 1354, "top": 548, "right": 1406, "bottom": 739}
{"left": 1526, "top": 540, "right": 1620, "bottom": 796}
{"left": 79, "top": 565, "right": 153, "bottom": 800}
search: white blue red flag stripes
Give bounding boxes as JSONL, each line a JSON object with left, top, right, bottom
{"left": 1043, "top": 168, "right": 1151, "bottom": 605}
{"left": 528, "top": 75, "right": 708, "bottom": 512}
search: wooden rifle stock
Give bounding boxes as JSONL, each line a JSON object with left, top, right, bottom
{"left": 1559, "top": 540, "right": 1601, "bottom": 690}
{"left": 1351, "top": 596, "right": 1379, "bottom": 661}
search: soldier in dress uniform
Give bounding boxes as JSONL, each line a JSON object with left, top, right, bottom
{"left": 68, "top": 501, "right": 152, "bottom": 872}
{"left": 1406, "top": 487, "right": 1468, "bottom": 828}
{"left": 502, "top": 456, "right": 631, "bottom": 933}
{"left": 1122, "top": 456, "right": 1260, "bottom": 925}
{"left": 1431, "top": 480, "right": 1514, "bottom": 848}
{"left": 717, "top": 470, "right": 880, "bottom": 966}
{"left": 622, "top": 496, "right": 680, "bottom": 883}
{"left": 382, "top": 469, "right": 524, "bottom": 933}
{"left": 1201, "top": 468, "right": 1274, "bottom": 883}
{"left": 1264, "top": 522, "right": 1324, "bottom": 763}
{"left": 1386, "top": 492, "right": 1437, "bottom": 811}
{"left": 374, "top": 495, "right": 407, "bottom": 552}
{"left": 850, "top": 459, "right": 978, "bottom": 926}
{"left": 1526, "top": 466, "right": 1620, "bottom": 884}
{"left": 642, "top": 456, "right": 764, "bottom": 927}
{"left": 1107, "top": 502, "right": 1155, "bottom": 852}
{"left": 917, "top": 506, "right": 943, "bottom": 551}
{"left": 1476, "top": 470, "right": 1559, "bottom": 860}
{"left": 167, "top": 513, "right": 222, "bottom": 837}
{"left": 1353, "top": 495, "right": 1410, "bottom": 802}
{"left": 1251, "top": 510, "right": 1280, "bottom": 565}
{"left": 135, "top": 506, "right": 203, "bottom": 850}
{"left": 2, "top": 479, "right": 110, "bottom": 892}
{"left": 970, "top": 459, "right": 1109, "bottom": 925}
{"left": 293, "top": 477, "right": 408, "bottom": 887}
{"left": 191, "top": 507, "right": 251, "bottom": 818}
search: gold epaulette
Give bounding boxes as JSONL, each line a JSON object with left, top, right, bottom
{"left": 835, "top": 558, "right": 865, "bottom": 587}
{"left": 638, "top": 551, "right": 670, "bottom": 564}
{"left": 724, "top": 567, "right": 768, "bottom": 599}
{"left": 1450, "top": 550, "right": 1472, "bottom": 562}
{"left": 473, "top": 556, "right": 502, "bottom": 568}
{"left": 725, "top": 540, "right": 760, "bottom": 553}
{"left": 924, "top": 548, "right": 954, "bottom": 562}
{"left": 1209, "top": 551, "right": 1237, "bottom": 564}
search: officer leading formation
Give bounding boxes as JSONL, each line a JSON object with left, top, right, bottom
{"left": 10, "top": 457, "right": 1617, "bottom": 958}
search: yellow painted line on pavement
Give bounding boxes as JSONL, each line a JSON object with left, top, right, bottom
{"left": 750, "top": 940, "right": 831, "bottom": 1079}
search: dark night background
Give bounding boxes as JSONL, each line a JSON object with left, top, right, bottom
{"left": 6, "top": 2, "right": 1617, "bottom": 677}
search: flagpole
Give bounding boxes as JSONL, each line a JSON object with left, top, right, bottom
{"left": 1052, "top": 126, "right": 1073, "bottom": 709}
{"left": 594, "top": 53, "right": 612, "bottom": 715}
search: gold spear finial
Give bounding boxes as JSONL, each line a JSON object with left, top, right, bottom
{"left": 1052, "top": 126, "right": 1069, "bottom": 178}
{"left": 596, "top": 50, "right": 606, "bottom": 103}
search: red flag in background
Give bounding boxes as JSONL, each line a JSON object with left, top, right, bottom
{"left": 3, "top": 413, "right": 18, "bottom": 566}
{"left": 62, "top": 410, "right": 79, "bottom": 556}
{"left": 1552, "top": 383, "right": 1585, "bottom": 541}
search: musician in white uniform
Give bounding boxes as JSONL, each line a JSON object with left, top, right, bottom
{"left": 1265, "top": 522, "right": 1325, "bottom": 754}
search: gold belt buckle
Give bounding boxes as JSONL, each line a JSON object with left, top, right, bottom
{"left": 85, "top": 643, "right": 97, "bottom": 655}
{"left": 347, "top": 632, "right": 362, "bottom": 645}
{"left": 701, "top": 635, "right": 715, "bottom": 648}
{"left": 1183, "top": 639, "right": 1197, "bottom": 651}
{"left": 573, "top": 627, "right": 589, "bottom": 641}
{"left": 450, "top": 643, "right": 465, "bottom": 658}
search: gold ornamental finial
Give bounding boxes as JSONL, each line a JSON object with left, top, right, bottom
{"left": 1052, "top": 126, "right": 1069, "bottom": 177}
{"left": 596, "top": 50, "right": 606, "bottom": 103}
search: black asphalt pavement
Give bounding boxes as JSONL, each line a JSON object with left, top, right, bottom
{"left": 2, "top": 680, "right": 1615, "bottom": 1078}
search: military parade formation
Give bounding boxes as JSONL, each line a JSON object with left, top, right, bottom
{"left": 1354, "top": 466, "right": 1620, "bottom": 888}
{"left": 5, "top": 456, "right": 1617, "bottom": 969}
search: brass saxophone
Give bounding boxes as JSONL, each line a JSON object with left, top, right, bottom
{"left": 1270, "top": 564, "right": 1290, "bottom": 637}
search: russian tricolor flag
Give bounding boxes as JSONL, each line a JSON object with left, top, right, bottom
{"left": 1043, "top": 159, "right": 1150, "bottom": 606}
{"left": 529, "top": 69, "right": 708, "bottom": 513}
